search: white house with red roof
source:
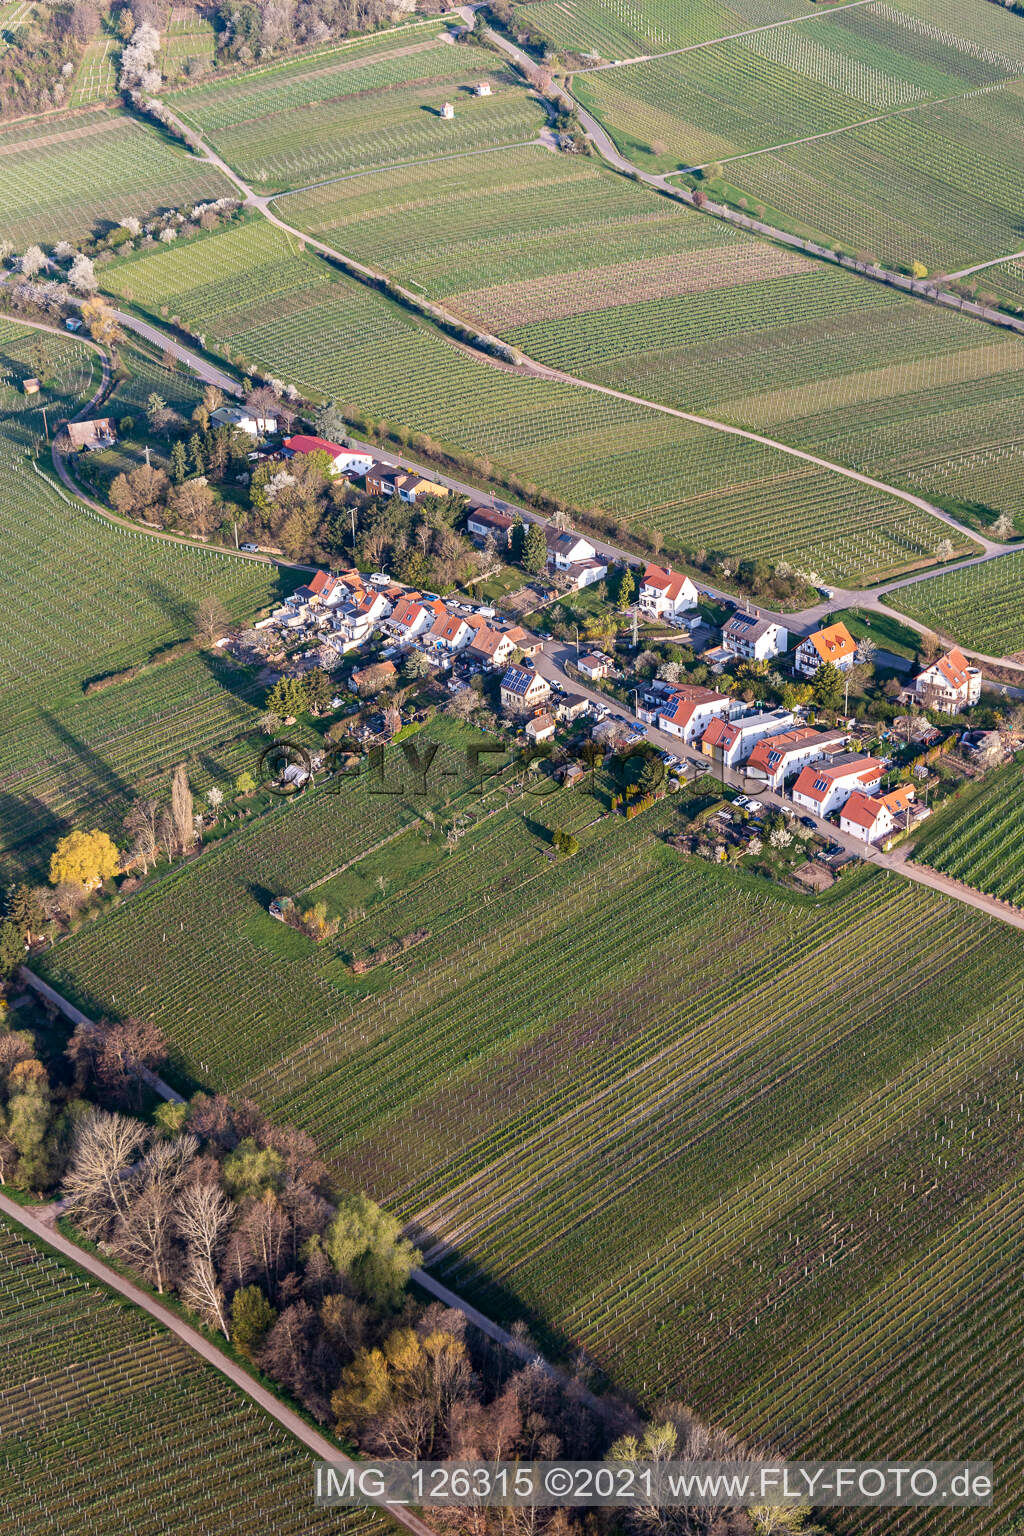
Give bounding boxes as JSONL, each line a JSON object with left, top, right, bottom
{"left": 283, "top": 435, "right": 374, "bottom": 476}
{"left": 655, "top": 685, "right": 733, "bottom": 743}
{"left": 577, "top": 652, "right": 613, "bottom": 680}
{"left": 700, "top": 709, "right": 794, "bottom": 769}
{"left": 638, "top": 564, "right": 699, "bottom": 619}
{"left": 425, "top": 611, "right": 474, "bottom": 653}
{"left": 466, "top": 508, "right": 515, "bottom": 547}
{"left": 794, "top": 620, "right": 858, "bottom": 677}
{"left": 909, "top": 646, "right": 982, "bottom": 713}
{"left": 745, "top": 726, "right": 850, "bottom": 789}
{"left": 791, "top": 753, "right": 884, "bottom": 817}
{"left": 839, "top": 785, "right": 916, "bottom": 845}
{"left": 385, "top": 595, "right": 441, "bottom": 642}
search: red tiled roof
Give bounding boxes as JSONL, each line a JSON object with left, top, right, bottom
{"left": 805, "top": 622, "right": 857, "bottom": 665}
{"left": 642, "top": 563, "right": 694, "bottom": 602}
{"left": 840, "top": 790, "right": 885, "bottom": 830}
{"left": 701, "top": 716, "right": 739, "bottom": 749}
{"left": 284, "top": 435, "right": 346, "bottom": 458}
{"left": 931, "top": 647, "right": 973, "bottom": 690}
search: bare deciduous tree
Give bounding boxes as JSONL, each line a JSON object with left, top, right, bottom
{"left": 62, "top": 1108, "right": 150, "bottom": 1239}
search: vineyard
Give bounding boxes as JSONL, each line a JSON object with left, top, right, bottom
{"left": 573, "top": 0, "right": 1024, "bottom": 269}
{"left": 101, "top": 220, "right": 966, "bottom": 584}
{"left": 908, "top": 756, "right": 1024, "bottom": 904}
{"left": 40, "top": 775, "right": 1024, "bottom": 1535}
{"left": 168, "top": 30, "right": 545, "bottom": 190}
{"left": 887, "top": 549, "right": 1024, "bottom": 654}
{"left": 0, "top": 344, "right": 294, "bottom": 877}
{"left": 0, "top": 1214, "right": 393, "bottom": 1536}
{"left": 510, "top": 0, "right": 811, "bottom": 59}
{"left": 0, "top": 109, "right": 232, "bottom": 251}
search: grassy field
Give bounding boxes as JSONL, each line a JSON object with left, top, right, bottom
{"left": 0, "top": 108, "right": 232, "bottom": 251}
{"left": 0, "top": 322, "right": 297, "bottom": 879}
{"left": 168, "top": 26, "right": 546, "bottom": 190}
{"left": 281, "top": 144, "right": 1024, "bottom": 538}
{"left": 0, "top": 1213, "right": 393, "bottom": 1536}
{"left": 100, "top": 218, "right": 971, "bottom": 585}
{"left": 573, "top": 0, "right": 1024, "bottom": 271}
{"left": 908, "top": 755, "right": 1024, "bottom": 904}
{"left": 886, "top": 552, "right": 1024, "bottom": 656}
{"left": 39, "top": 747, "right": 1024, "bottom": 1536}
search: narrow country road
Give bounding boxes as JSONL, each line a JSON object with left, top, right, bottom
{"left": 149, "top": 97, "right": 1002, "bottom": 567}
{"left": 0, "top": 1190, "right": 436, "bottom": 1536}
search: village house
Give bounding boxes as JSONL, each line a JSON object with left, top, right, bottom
{"left": 500, "top": 663, "right": 551, "bottom": 714}
{"left": 425, "top": 611, "right": 474, "bottom": 653}
{"left": 907, "top": 646, "right": 982, "bottom": 714}
{"left": 544, "top": 528, "right": 608, "bottom": 590}
{"left": 505, "top": 626, "right": 541, "bottom": 657}
{"left": 793, "top": 620, "right": 858, "bottom": 677}
{"left": 721, "top": 610, "right": 788, "bottom": 661}
{"left": 365, "top": 463, "right": 450, "bottom": 504}
{"left": 791, "top": 753, "right": 885, "bottom": 818}
{"left": 655, "top": 685, "right": 734, "bottom": 744}
{"left": 385, "top": 595, "right": 444, "bottom": 642}
{"left": 351, "top": 659, "right": 397, "bottom": 694}
{"left": 524, "top": 711, "right": 556, "bottom": 743}
{"left": 638, "top": 563, "right": 699, "bottom": 619}
{"left": 466, "top": 507, "right": 515, "bottom": 547}
{"left": 700, "top": 709, "right": 794, "bottom": 770}
{"left": 840, "top": 785, "right": 917, "bottom": 846}
{"left": 66, "top": 417, "right": 116, "bottom": 451}
{"left": 576, "top": 652, "right": 613, "bottom": 681}
{"left": 467, "top": 626, "right": 518, "bottom": 668}
{"left": 213, "top": 405, "right": 277, "bottom": 437}
{"left": 556, "top": 693, "right": 590, "bottom": 723}
{"left": 474, "top": 80, "right": 492, "bottom": 95}
{"left": 283, "top": 435, "right": 374, "bottom": 475}
{"left": 745, "top": 726, "right": 850, "bottom": 790}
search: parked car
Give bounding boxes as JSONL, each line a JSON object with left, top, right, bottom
{"left": 734, "top": 795, "right": 750, "bottom": 808}
{"left": 799, "top": 815, "right": 818, "bottom": 831}
{"left": 240, "top": 542, "right": 259, "bottom": 552}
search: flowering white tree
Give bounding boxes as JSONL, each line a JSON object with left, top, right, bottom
{"left": 68, "top": 252, "right": 98, "bottom": 293}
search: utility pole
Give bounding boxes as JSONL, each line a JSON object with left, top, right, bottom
{"left": 233, "top": 521, "right": 239, "bottom": 549}
{"left": 574, "top": 624, "right": 579, "bottom": 658}
{"left": 351, "top": 506, "right": 357, "bottom": 564}
{"left": 41, "top": 406, "right": 49, "bottom": 442}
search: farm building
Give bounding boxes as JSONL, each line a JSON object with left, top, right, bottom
{"left": 66, "top": 418, "right": 116, "bottom": 451}
{"left": 213, "top": 405, "right": 278, "bottom": 437}
{"left": 794, "top": 621, "right": 857, "bottom": 677}
{"left": 22, "top": 377, "right": 40, "bottom": 395}
{"left": 577, "top": 653, "right": 612, "bottom": 680}
{"left": 283, "top": 435, "right": 373, "bottom": 475}
{"left": 441, "top": 101, "right": 455, "bottom": 118}
{"left": 474, "top": 81, "right": 492, "bottom": 95}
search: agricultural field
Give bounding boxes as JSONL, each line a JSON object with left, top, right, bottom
{"left": 168, "top": 27, "right": 546, "bottom": 191}
{"left": 66, "top": 30, "right": 119, "bottom": 106}
{"left": 573, "top": 0, "right": 1024, "bottom": 270}
{"left": 0, "top": 324, "right": 295, "bottom": 878}
{"left": 40, "top": 758, "right": 1024, "bottom": 1536}
{"left": 282, "top": 147, "right": 1024, "bottom": 537}
{"left": 0, "top": 1214, "right": 393, "bottom": 1536}
{"left": 887, "top": 550, "right": 1024, "bottom": 656}
{"left": 101, "top": 218, "right": 970, "bottom": 584}
{"left": 909, "top": 756, "right": 1024, "bottom": 905}
{"left": 510, "top": 0, "right": 812, "bottom": 59}
{"left": 0, "top": 109, "right": 232, "bottom": 251}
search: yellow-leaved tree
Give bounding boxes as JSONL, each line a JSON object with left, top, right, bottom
{"left": 49, "top": 829, "right": 120, "bottom": 889}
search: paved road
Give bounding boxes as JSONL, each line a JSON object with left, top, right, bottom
{"left": 0, "top": 1190, "right": 434, "bottom": 1536}
{"left": 533, "top": 640, "right": 1024, "bottom": 929}
{"left": 944, "top": 248, "right": 1024, "bottom": 281}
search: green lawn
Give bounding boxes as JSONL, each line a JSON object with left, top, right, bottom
{"left": 830, "top": 605, "right": 922, "bottom": 661}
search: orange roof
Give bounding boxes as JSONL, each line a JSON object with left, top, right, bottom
{"left": 660, "top": 686, "right": 728, "bottom": 728}
{"left": 841, "top": 790, "right": 885, "bottom": 830}
{"left": 430, "top": 613, "right": 468, "bottom": 641}
{"left": 642, "top": 563, "right": 694, "bottom": 603}
{"left": 806, "top": 621, "right": 856, "bottom": 665}
{"left": 391, "top": 597, "right": 426, "bottom": 629}
{"left": 462, "top": 613, "right": 488, "bottom": 630}
{"left": 701, "top": 716, "right": 740, "bottom": 749}
{"left": 469, "top": 626, "right": 507, "bottom": 655}
{"left": 930, "top": 647, "right": 973, "bottom": 690}
{"left": 882, "top": 785, "right": 915, "bottom": 815}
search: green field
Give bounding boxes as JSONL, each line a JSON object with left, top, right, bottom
{"left": 909, "top": 755, "right": 1024, "bottom": 904}
{"left": 0, "top": 323, "right": 296, "bottom": 878}
{"left": 39, "top": 747, "right": 1024, "bottom": 1536}
{"left": 0, "top": 1214, "right": 392, "bottom": 1536}
{"left": 169, "top": 27, "right": 546, "bottom": 190}
{"left": 0, "top": 109, "right": 233, "bottom": 251}
{"left": 573, "top": 0, "right": 1024, "bottom": 271}
{"left": 101, "top": 218, "right": 969, "bottom": 584}
{"left": 887, "top": 551, "right": 1024, "bottom": 656}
